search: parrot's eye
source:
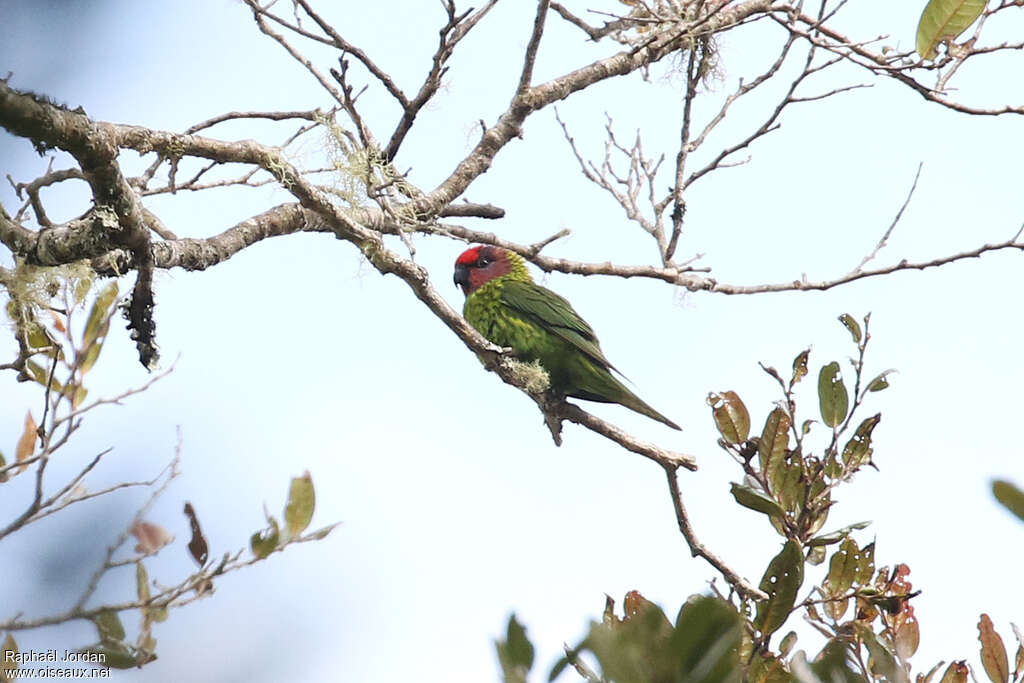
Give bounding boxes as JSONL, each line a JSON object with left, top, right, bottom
{"left": 477, "top": 256, "right": 491, "bottom": 267}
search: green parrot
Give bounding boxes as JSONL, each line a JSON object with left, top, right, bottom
{"left": 453, "top": 245, "right": 680, "bottom": 430}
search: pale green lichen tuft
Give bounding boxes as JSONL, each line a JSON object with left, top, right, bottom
{"left": 3, "top": 260, "right": 97, "bottom": 347}
{"left": 316, "top": 112, "right": 426, "bottom": 222}
{"left": 507, "top": 358, "right": 550, "bottom": 395}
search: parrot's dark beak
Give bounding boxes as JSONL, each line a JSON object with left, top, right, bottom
{"left": 453, "top": 264, "right": 469, "bottom": 292}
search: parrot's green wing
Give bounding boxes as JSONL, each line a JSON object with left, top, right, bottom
{"left": 500, "top": 279, "right": 618, "bottom": 372}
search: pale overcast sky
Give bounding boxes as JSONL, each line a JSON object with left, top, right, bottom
{"left": 2, "top": 2, "right": 1023, "bottom": 681}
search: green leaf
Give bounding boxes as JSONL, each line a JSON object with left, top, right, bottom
{"left": 250, "top": 517, "right": 280, "bottom": 559}
{"left": 306, "top": 522, "right": 341, "bottom": 541}
{"left": 496, "top": 614, "right": 535, "bottom": 683}
{"left": 810, "top": 640, "right": 869, "bottom": 683}
{"left": 670, "top": 596, "right": 743, "bottom": 683}
{"left": 992, "top": 481, "right": 1024, "bottom": 523}
{"left": 776, "top": 460, "right": 804, "bottom": 516}
{"left": 24, "top": 360, "right": 64, "bottom": 394}
{"left": 284, "top": 471, "right": 315, "bottom": 538}
{"left": 856, "top": 542, "right": 876, "bottom": 584}
{"left": 71, "top": 385, "right": 88, "bottom": 410}
{"left": 838, "top": 314, "right": 861, "bottom": 344}
{"left": 759, "top": 407, "right": 791, "bottom": 482}
{"left": 74, "top": 275, "right": 93, "bottom": 306}
{"left": 809, "top": 521, "right": 872, "bottom": 547}
{"left": 93, "top": 610, "right": 126, "bottom": 643}
{"left": 856, "top": 623, "right": 909, "bottom": 683}
{"left": 82, "top": 644, "right": 137, "bottom": 669}
{"left": 780, "top": 631, "right": 798, "bottom": 657}
{"left": 818, "top": 362, "right": 849, "bottom": 428}
{"left": 792, "top": 349, "right": 810, "bottom": 385}
{"left": 26, "top": 321, "right": 57, "bottom": 350}
{"left": 866, "top": 370, "right": 896, "bottom": 392}
{"left": 731, "top": 483, "right": 786, "bottom": 522}
{"left": 136, "top": 562, "right": 168, "bottom": 623}
{"left": 136, "top": 562, "right": 151, "bottom": 603}
{"left": 709, "top": 391, "right": 750, "bottom": 444}
{"left": 916, "top": 0, "right": 986, "bottom": 60}
{"left": 82, "top": 281, "right": 118, "bottom": 349}
{"left": 806, "top": 545, "right": 827, "bottom": 566}
{"left": 748, "top": 655, "right": 789, "bottom": 683}
{"left": 824, "top": 537, "right": 860, "bottom": 596}
{"left": 841, "top": 414, "right": 881, "bottom": 469}
{"left": 582, "top": 596, "right": 675, "bottom": 683}
{"left": 80, "top": 338, "right": 105, "bottom": 375}
{"left": 755, "top": 540, "right": 804, "bottom": 637}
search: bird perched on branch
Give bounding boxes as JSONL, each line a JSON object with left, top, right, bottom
{"left": 453, "top": 245, "right": 680, "bottom": 430}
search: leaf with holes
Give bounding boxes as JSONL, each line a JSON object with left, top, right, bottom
{"left": 916, "top": 0, "right": 986, "bottom": 60}
{"left": 755, "top": 540, "right": 804, "bottom": 637}
{"left": 251, "top": 517, "right": 280, "bottom": 559}
{"left": 842, "top": 414, "right": 880, "bottom": 469}
{"left": 895, "top": 614, "right": 920, "bottom": 660}
{"left": 839, "top": 314, "right": 861, "bottom": 344}
{"left": 824, "top": 537, "right": 861, "bottom": 596}
{"left": 709, "top": 391, "right": 750, "bottom": 444}
{"left": 867, "top": 369, "right": 896, "bottom": 392}
{"left": 792, "top": 349, "right": 810, "bottom": 385}
{"left": 818, "top": 362, "right": 848, "bottom": 428}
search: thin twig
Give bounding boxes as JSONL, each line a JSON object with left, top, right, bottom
{"left": 663, "top": 464, "right": 768, "bottom": 601}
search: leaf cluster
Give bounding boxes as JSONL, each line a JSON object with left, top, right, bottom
{"left": 495, "top": 315, "right": 1024, "bottom": 683}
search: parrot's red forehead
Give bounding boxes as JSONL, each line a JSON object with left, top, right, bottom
{"left": 455, "top": 246, "right": 482, "bottom": 266}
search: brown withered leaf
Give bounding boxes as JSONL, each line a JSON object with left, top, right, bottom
{"left": 131, "top": 521, "right": 172, "bottom": 554}
{"left": 49, "top": 310, "right": 66, "bottom": 334}
{"left": 1013, "top": 623, "right": 1024, "bottom": 677}
{"left": 895, "top": 613, "right": 920, "bottom": 661}
{"left": 708, "top": 391, "right": 750, "bottom": 444}
{"left": 938, "top": 661, "right": 968, "bottom": 683}
{"left": 183, "top": 502, "right": 209, "bottom": 566}
{"left": 623, "top": 590, "right": 655, "bottom": 620}
{"left": 978, "top": 614, "right": 1010, "bottom": 683}
{"left": 15, "top": 411, "right": 37, "bottom": 473}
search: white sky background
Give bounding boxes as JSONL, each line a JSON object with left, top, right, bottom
{"left": 1, "top": 1, "right": 1023, "bottom": 681}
